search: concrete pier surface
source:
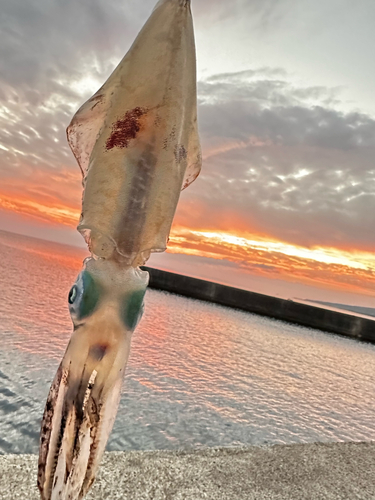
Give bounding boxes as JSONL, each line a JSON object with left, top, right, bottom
{"left": 1, "top": 442, "right": 375, "bottom": 499}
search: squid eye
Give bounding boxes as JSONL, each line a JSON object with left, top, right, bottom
{"left": 68, "top": 271, "right": 102, "bottom": 321}
{"left": 68, "top": 286, "right": 78, "bottom": 304}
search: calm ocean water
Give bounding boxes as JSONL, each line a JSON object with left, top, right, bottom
{"left": 0, "top": 229, "right": 374, "bottom": 455}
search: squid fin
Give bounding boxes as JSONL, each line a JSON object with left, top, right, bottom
{"left": 182, "top": 113, "right": 202, "bottom": 191}
{"left": 67, "top": 90, "right": 111, "bottom": 181}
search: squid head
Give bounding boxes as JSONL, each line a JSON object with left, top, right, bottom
{"left": 37, "top": 260, "right": 148, "bottom": 500}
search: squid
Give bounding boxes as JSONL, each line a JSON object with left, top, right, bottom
{"left": 37, "top": 1, "right": 201, "bottom": 499}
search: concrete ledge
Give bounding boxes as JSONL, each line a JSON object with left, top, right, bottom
{"left": 1, "top": 443, "right": 375, "bottom": 499}
{"left": 143, "top": 267, "right": 375, "bottom": 343}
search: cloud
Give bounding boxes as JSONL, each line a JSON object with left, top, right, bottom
{"left": 0, "top": 0, "right": 137, "bottom": 89}
{"left": 174, "top": 69, "right": 375, "bottom": 251}
{"left": 193, "top": 0, "right": 295, "bottom": 29}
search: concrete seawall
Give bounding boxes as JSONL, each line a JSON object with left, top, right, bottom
{"left": 1, "top": 443, "right": 375, "bottom": 499}
{"left": 143, "top": 267, "right": 375, "bottom": 343}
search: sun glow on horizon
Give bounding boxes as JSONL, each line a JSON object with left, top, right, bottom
{"left": 188, "top": 230, "right": 374, "bottom": 271}
{"left": 167, "top": 227, "right": 375, "bottom": 297}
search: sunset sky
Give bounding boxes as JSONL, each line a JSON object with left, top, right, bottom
{"left": 1, "top": 0, "right": 375, "bottom": 305}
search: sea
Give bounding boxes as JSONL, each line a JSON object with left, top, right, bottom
{"left": 0, "top": 229, "right": 374, "bottom": 455}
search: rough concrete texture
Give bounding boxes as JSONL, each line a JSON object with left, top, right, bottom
{"left": 1, "top": 442, "right": 375, "bottom": 499}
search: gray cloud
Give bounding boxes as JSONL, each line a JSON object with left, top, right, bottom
{"left": 177, "top": 70, "right": 375, "bottom": 250}
{"left": 0, "top": 0, "right": 295, "bottom": 91}
{"left": 0, "top": 0, "right": 135, "bottom": 88}
{"left": 0, "top": 0, "right": 146, "bottom": 207}
{"left": 193, "top": 0, "right": 295, "bottom": 29}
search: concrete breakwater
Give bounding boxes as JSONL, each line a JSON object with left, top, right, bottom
{"left": 143, "top": 267, "right": 375, "bottom": 343}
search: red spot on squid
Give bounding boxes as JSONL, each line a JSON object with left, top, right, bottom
{"left": 105, "top": 107, "right": 147, "bottom": 150}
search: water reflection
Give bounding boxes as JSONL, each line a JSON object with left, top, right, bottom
{"left": 1, "top": 230, "right": 375, "bottom": 455}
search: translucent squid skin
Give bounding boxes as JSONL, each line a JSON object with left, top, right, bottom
{"left": 68, "top": 0, "right": 201, "bottom": 265}
{"left": 38, "top": 1, "right": 201, "bottom": 499}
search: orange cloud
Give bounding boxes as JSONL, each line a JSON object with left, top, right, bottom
{"left": 0, "top": 163, "right": 81, "bottom": 226}
{"left": 0, "top": 192, "right": 79, "bottom": 226}
{"left": 167, "top": 227, "right": 375, "bottom": 296}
